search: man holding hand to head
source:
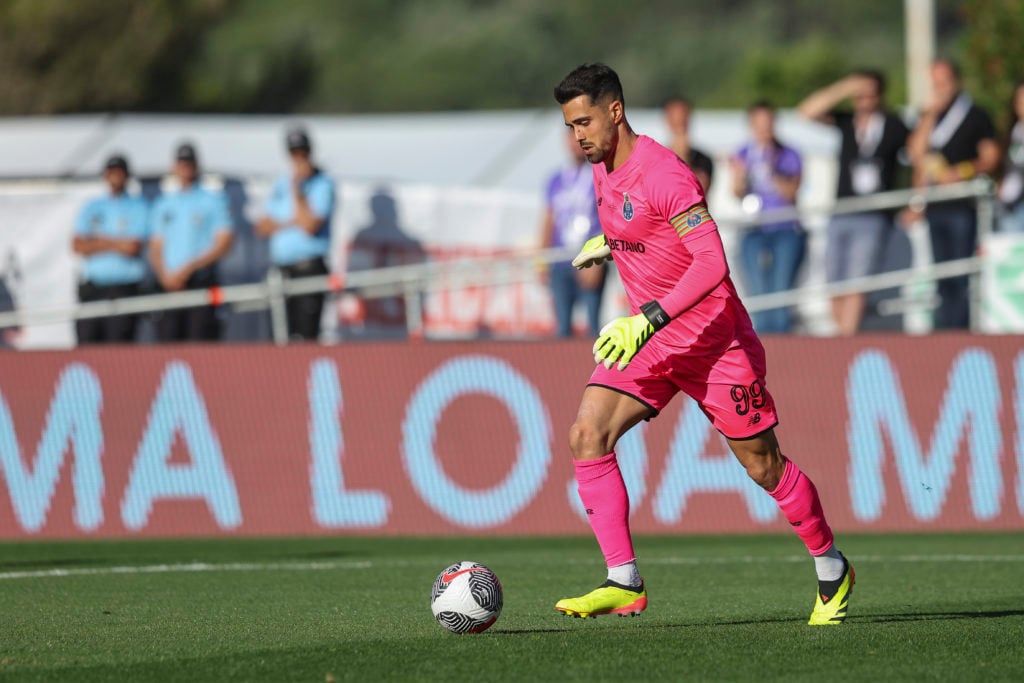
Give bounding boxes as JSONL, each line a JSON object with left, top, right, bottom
{"left": 256, "top": 127, "right": 336, "bottom": 341}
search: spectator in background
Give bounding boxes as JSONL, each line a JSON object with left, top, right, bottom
{"left": 798, "top": 70, "right": 909, "bottom": 336}
{"left": 998, "top": 80, "right": 1024, "bottom": 233}
{"left": 256, "top": 127, "right": 335, "bottom": 341}
{"left": 731, "top": 100, "right": 804, "bottom": 333}
{"left": 662, "top": 96, "right": 714, "bottom": 193}
{"left": 148, "top": 143, "right": 234, "bottom": 342}
{"left": 71, "top": 154, "right": 149, "bottom": 344}
{"left": 906, "top": 58, "right": 999, "bottom": 329}
{"left": 537, "top": 128, "right": 605, "bottom": 337}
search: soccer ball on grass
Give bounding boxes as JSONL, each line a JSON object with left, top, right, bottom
{"left": 429, "top": 561, "right": 503, "bottom": 633}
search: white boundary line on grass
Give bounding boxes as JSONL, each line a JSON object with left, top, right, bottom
{"left": 0, "top": 560, "right": 374, "bottom": 581}
{"left": 1, "top": 553, "right": 1023, "bottom": 581}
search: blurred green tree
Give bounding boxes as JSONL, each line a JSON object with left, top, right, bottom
{"left": 0, "top": 0, "right": 975, "bottom": 115}
{"left": 961, "top": 0, "right": 1024, "bottom": 136}
{"left": 0, "top": 0, "right": 231, "bottom": 114}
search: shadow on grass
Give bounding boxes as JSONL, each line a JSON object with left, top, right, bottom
{"left": 855, "top": 609, "right": 1024, "bottom": 623}
{"left": 490, "top": 627, "right": 577, "bottom": 634}
{"left": 644, "top": 608, "right": 1024, "bottom": 628}
{"left": 486, "top": 608, "right": 1024, "bottom": 633}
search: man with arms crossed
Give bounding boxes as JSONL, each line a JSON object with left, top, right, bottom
{"left": 553, "top": 63, "right": 852, "bottom": 625}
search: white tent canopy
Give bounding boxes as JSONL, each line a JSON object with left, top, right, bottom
{"left": 0, "top": 110, "right": 840, "bottom": 197}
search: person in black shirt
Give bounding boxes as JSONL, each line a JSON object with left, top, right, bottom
{"left": 907, "top": 59, "right": 1000, "bottom": 329}
{"left": 798, "top": 70, "right": 909, "bottom": 335}
{"left": 998, "top": 80, "right": 1024, "bottom": 233}
{"left": 662, "top": 96, "right": 714, "bottom": 194}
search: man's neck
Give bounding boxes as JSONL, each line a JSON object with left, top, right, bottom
{"left": 605, "top": 125, "right": 638, "bottom": 173}
{"left": 671, "top": 135, "right": 690, "bottom": 160}
{"left": 854, "top": 108, "right": 880, "bottom": 124}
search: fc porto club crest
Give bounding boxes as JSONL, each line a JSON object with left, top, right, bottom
{"left": 622, "top": 192, "right": 634, "bottom": 221}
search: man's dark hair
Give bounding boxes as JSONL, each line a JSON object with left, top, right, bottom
{"left": 747, "top": 98, "right": 775, "bottom": 114}
{"left": 554, "top": 63, "right": 625, "bottom": 107}
{"left": 854, "top": 68, "right": 887, "bottom": 97}
{"left": 661, "top": 96, "right": 692, "bottom": 109}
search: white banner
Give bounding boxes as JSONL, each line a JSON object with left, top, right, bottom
{"left": 1, "top": 178, "right": 622, "bottom": 348}
{"left": 0, "top": 182, "right": 93, "bottom": 348}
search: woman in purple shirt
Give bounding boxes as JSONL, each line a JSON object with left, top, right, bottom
{"left": 731, "top": 100, "right": 804, "bottom": 333}
{"left": 538, "top": 130, "right": 606, "bottom": 337}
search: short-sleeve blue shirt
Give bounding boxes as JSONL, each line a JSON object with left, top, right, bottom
{"left": 150, "top": 185, "right": 232, "bottom": 273}
{"left": 74, "top": 192, "right": 150, "bottom": 285}
{"left": 263, "top": 171, "right": 335, "bottom": 266}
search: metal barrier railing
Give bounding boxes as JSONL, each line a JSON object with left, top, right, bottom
{"left": 0, "top": 178, "right": 996, "bottom": 343}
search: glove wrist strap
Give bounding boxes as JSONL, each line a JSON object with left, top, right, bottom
{"left": 640, "top": 300, "right": 670, "bottom": 331}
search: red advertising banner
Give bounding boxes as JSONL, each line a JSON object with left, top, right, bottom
{"left": 1, "top": 336, "right": 1022, "bottom": 540}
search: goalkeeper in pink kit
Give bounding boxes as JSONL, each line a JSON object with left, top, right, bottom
{"left": 553, "top": 63, "right": 853, "bottom": 625}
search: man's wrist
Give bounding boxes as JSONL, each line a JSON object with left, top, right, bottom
{"left": 639, "top": 300, "right": 670, "bottom": 331}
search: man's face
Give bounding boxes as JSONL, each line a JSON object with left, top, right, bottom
{"left": 174, "top": 160, "right": 197, "bottom": 186}
{"left": 749, "top": 107, "right": 775, "bottom": 146}
{"left": 852, "top": 80, "right": 881, "bottom": 115}
{"left": 290, "top": 148, "right": 313, "bottom": 177}
{"left": 931, "top": 63, "right": 959, "bottom": 110}
{"left": 564, "top": 128, "right": 587, "bottom": 163}
{"left": 104, "top": 168, "right": 127, "bottom": 193}
{"left": 561, "top": 94, "right": 620, "bottom": 165}
{"left": 663, "top": 100, "right": 690, "bottom": 136}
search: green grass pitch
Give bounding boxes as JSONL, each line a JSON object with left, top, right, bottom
{"left": 2, "top": 532, "right": 1023, "bottom": 681}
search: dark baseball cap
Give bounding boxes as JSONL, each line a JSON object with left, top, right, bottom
{"left": 286, "top": 127, "right": 311, "bottom": 152}
{"left": 175, "top": 142, "right": 198, "bottom": 163}
{"left": 104, "top": 154, "right": 129, "bottom": 174}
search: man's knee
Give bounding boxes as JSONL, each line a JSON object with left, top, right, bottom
{"left": 744, "top": 456, "right": 782, "bottom": 490}
{"left": 731, "top": 434, "right": 786, "bottom": 490}
{"left": 568, "top": 417, "right": 611, "bottom": 461}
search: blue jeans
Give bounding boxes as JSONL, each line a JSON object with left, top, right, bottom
{"left": 739, "top": 228, "right": 806, "bottom": 333}
{"left": 926, "top": 202, "right": 976, "bottom": 330}
{"left": 549, "top": 264, "right": 605, "bottom": 337}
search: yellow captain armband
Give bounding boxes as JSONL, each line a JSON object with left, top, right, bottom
{"left": 956, "top": 161, "right": 976, "bottom": 180}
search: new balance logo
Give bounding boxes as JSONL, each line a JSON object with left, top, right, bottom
{"left": 747, "top": 412, "right": 761, "bottom": 427}
{"left": 585, "top": 509, "right": 595, "bottom": 515}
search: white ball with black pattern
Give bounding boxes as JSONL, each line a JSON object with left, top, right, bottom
{"left": 429, "top": 561, "right": 503, "bottom": 634}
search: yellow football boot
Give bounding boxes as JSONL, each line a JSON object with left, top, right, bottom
{"left": 808, "top": 556, "right": 855, "bottom": 625}
{"left": 555, "top": 580, "right": 647, "bottom": 618}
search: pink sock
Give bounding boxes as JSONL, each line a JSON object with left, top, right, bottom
{"left": 574, "top": 452, "right": 635, "bottom": 568}
{"left": 769, "top": 458, "right": 834, "bottom": 556}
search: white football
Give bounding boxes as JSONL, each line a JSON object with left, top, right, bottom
{"left": 430, "top": 561, "right": 503, "bottom": 633}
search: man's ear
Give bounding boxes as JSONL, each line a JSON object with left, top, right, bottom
{"left": 608, "top": 100, "right": 624, "bottom": 125}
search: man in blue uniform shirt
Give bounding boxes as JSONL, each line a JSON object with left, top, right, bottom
{"left": 72, "top": 154, "right": 149, "bottom": 344}
{"left": 148, "top": 143, "right": 234, "bottom": 342}
{"left": 256, "top": 127, "right": 336, "bottom": 341}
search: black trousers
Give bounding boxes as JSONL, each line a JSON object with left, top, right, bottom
{"left": 154, "top": 266, "right": 221, "bottom": 342}
{"left": 280, "top": 258, "right": 328, "bottom": 341}
{"left": 926, "top": 203, "right": 977, "bottom": 330}
{"left": 76, "top": 282, "right": 141, "bottom": 344}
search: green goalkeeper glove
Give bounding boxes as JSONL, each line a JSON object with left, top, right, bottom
{"left": 571, "top": 234, "right": 612, "bottom": 269}
{"left": 593, "top": 314, "right": 654, "bottom": 370}
{"left": 593, "top": 301, "right": 671, "bottom": 370}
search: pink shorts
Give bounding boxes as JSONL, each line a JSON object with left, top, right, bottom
{"left": 588, "top": 335, "right": 779, "bottom": 439}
